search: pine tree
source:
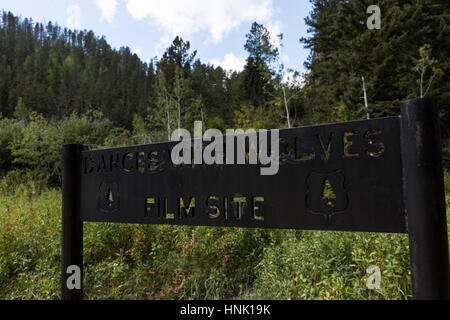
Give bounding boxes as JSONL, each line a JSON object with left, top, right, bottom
{"left": 149, "top": 71, "right": 176, "bottom": 141}
{"left": 301, "top": 0, "right": 450, "bottom": 129}
{"left": 243, "top": 22, "right": 279, "bottom": 108}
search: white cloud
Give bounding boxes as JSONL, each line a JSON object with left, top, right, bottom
{"left": 95, "top": 0, "right": 119, "bottom": 24}
{"left": 154, "top": 35, "right": 172, "bottom": 57}
{"left": 266, "top": 20, "right": 293, "bottom": 69}
{"left": 266, "top": 20, "right": 283, "bottom": 48}
{"left": 210, "top": 53, "right": 246, "bottom": 74}
{"left": 126, "top": 0, "right": 275, "bottom": 43}
{"left": 131, "top": 46, "right": 142, "bottom": 56}
{"left": 67, "top": 5, "right": 81, "bottom": 30}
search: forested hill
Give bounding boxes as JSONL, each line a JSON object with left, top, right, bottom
{"left": 0, "top": 11, "right": 151, "bottom": 125}
{"left": 0, "top": 12, "right": 218, "bottom": 129}
{"left": 0, "top": 10, "right": 303, "bottom": 133}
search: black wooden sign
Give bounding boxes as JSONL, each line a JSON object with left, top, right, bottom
{"left": 62, "top": 99, "right": 449, "bottom": 300}
{"left": 79, "top": 117, "right": 404, "bottom": 233}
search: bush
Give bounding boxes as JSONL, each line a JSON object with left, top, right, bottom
{"left": 62, "top": 111, "right": 116, "bottom": 148}
{"left": 0, "top": 118, "right": 23, "bottom": 174}
{"left": 1, "top": 112, "right": 129, "bottom": 189}
{"left": 8, "top": 113, "right": 62, "bottom": 187}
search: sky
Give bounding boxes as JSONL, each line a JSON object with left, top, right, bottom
{"left": 0, "top": 0, "right": 313, "bottom": 73}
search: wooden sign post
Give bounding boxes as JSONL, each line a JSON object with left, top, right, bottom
{"left": 62, "top": 98, "right": 449, "bottom": 300}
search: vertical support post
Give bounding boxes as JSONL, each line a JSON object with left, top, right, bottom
{"left": 400, "top": 98, "right": 449, "bottom": 300}
{"left": 62, "top": 144, "right": 84, "bottom": 300}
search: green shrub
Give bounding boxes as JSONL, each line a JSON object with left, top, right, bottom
{"left": 0, "top": 118, "right": 23, "bottom": 174}
{"left": 1, "top": 112, "right": 129, "bottom": 189}
{"left": 8, "top": 113, "right": 62, "bottom": 187}
{"left": 62, "top": 111, "right": 116, "bottom": 148}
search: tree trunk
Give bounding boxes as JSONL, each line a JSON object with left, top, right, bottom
{"left": 362, "top": 76, "right": 370, "bottom": 119}
{"left": 165, "top": 96, "right": 171, "bottom": 141}
{"left": 282, "top": 85, "right": 291, "bottom": 128}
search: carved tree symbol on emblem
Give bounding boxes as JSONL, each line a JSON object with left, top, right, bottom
{"left": 98, "top": 182, "right": 120, "bottom": 213}
{"left": 306, "top": 171, "right": 348, "bottom": 217}
{"left": 322, "top": 179, "right": 336, "bottom": 208}
{"left": 106, "top": 188, "right": 114, "bottom": 207}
